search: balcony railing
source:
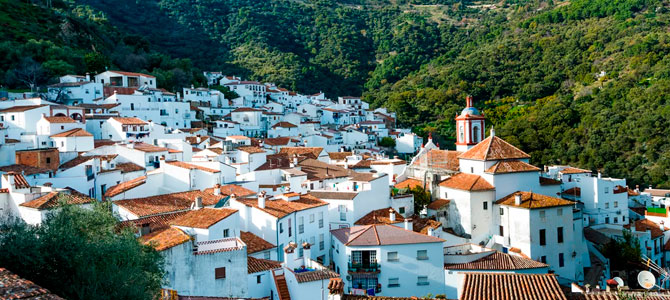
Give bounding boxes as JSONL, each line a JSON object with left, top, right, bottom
{"left": 348, "top": 262, "right": 380, "bottom": 273}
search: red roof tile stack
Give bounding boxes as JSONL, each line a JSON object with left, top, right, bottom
{"left": 170, "top": 208, "right": 237, "bottom": 229}
{"left": 140, "top": 227, "right": 191, "bottom": 251}
{"left": 459, "top": 136, "right": 530, "bottom": 161}
{"left": 460, "top": 273, "right": 566, "bottom": 300}
{"left": 439, "top": 173, "right": 494, "bottom": 191}
{"left": 240, "top": 231, "right": 276, "bottom": 254}
{"left": 496, "top": 191, "right": 574, "bottom": 209}
{"left": 0, "top": 268, "right": 64, "bottom": 299}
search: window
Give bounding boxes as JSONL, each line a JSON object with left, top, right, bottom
{"left": 399, "top": 207, "right": 405, "bottom": 214}
{"left": 223, "top": 229, "right": 230, "bottom": 238}
{"left": 339, "top": 205, "right": 347, "bottom": 221}
{"left": 388, "top": 278, "right": 400, "bottom": 287}
{"left": 298, "top": 216, "right": 304, "bottom": 234}
{"left": 264, "top": 251, "right": 271, "bottom": 259}
{"left": 279, "top": 222, "right": 283, "bottom": 234}
{"left": 539, "top": 210, "right": 546, "bottom": 221}
{"left": 256, "top": 275, "right": 261, "bottom": 284}
{"left": 558, "top": 253, "right": 565, "bottom": 267}
{"left": 417, "top": 250, "right": 428, "bottom": 260}
{"left": 539, "top": 229, "right": 546, "bottom": 246}
{"left": 540, "top": 256, "right": 547, "bottom": 263}
{"left": 215, "top": 267, "right": 226, "bottom": 279}
{"left": 614, "top": 201, "right": 618, "bottom": 208}
{"left": 557, "top": 227, "right": 563, "bottom": 243}
{"left": 459, "top": 125, "right": 464, "bottom": 142}
{"left": 499, "top": 226, "right": 504, "bottom": 236}
{"left": 310, "top": 214, "right": 315, "bottom": 223}
{"left": 473, "top": 126, "right": 479, "bottom": 141}
{"left": 387, "top": 252, "right": 399, "bottom": 262}
{"left": 483, "top": 201, "right": 488, "bottom": 210}
{"left": 46, "top": 157, "right": 51, "bottom": 164}
{"left": 605, "top": 217, "right": 610, "bottom": 224}
{"left": 319, "top": 212, "right": 324, "bottom": 228}
{"left": 471, "top": 167, "right": 474, "bottom": 173}
{"left": 444, "top": 192, "right": 448, "bottom": 198}
{"left": 557, "top": 208, "right": 563, "bottom": 216}
{"left": 500, "top": 207, "right": 504, "bottom": 215}
{"left": 417, "top": 276, "right": 429, "bottom": 286}
{"left": 319, "top": 234, "right": 325, "bottom": 250}
{"left": 605, "top": 187, "right": 610, "bottom": 194}
{"left": 614, "top": 217, "right": 618, "bottom": 223}
{"left": 288, "top": 218, "right": 292, "bottom": 237}
{"left": 11, "top": 115, "right": 15, "bottom": 121}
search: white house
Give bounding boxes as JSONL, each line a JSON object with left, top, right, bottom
{"left": 94, "top": 70, "right": 157, "bottom": 88}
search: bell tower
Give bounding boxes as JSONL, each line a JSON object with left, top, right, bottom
{"left": 455, "top": 95, "right": 485, "bottom": 152}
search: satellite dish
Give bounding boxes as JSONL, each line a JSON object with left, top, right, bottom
{"left": 638, "top": 271, "right": 656, "bottom": 289}
{"left": 613, "top": 277, "right": 624, "bottom": 287}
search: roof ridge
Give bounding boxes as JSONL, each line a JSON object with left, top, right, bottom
{"left": 484, "top": 136, "right": 494, "bottom": 160}
{"left": 346, "top": 225, "right": 374, "bottom": 246}
{"left": 372, "top": 225, "right": 381, "bottom": 245}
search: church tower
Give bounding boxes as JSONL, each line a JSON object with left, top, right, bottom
{"left": 455, "top": 95, "right": 485, "bottom": 152}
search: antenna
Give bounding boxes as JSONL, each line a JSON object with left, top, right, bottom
{"left": 637, "top": 270, "right": 656, "bottom": 289}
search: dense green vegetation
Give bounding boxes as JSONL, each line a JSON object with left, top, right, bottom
{"left": 4, "top": 0, "right": 670, "bottom": 187}
{"left": 0, "top": 201, "right": 163, "bottom": 299}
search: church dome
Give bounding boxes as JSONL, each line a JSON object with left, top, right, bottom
{"left": 461, "top": 106, "right": 480, "bottom": 116}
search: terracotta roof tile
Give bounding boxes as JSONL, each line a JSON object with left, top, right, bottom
{"left": 119, "top": 211, "right": 188, "bottom": 233}
{"left": 563, "top": 187, "right": 581, "bottom": 197}
{"left": 0, "top": 164, "right": 51, "bottom": 175}
{"left": 460, "top": 273, "right": 566, "bottom": 300}
{"left": 114, "top": 190, "right": 226, "bottom": 218}
{"left": 412, "top": 149, "right": 461, "bottom": 171}
{"left": 560, "top": 167, "right": 592, "bottom": 174}
{"left": 328, "top": 152, "right": 352, "bottom": 160}
{"left": 166, "top": 161, "right": 219, "bottom": 173}
{"left": 205, "top": 184, "right": 256, "bottom": 198}
{"left": 308, "top": 191, "right": 358, "bottom": 200}
{"left": 459, "top": 136, "right": 530, "bottom": 161}
{"left": 354, "top": 207, "right": 404, "bottom": 226}
{"left": 226, "top": 135, "right": 250, "bottom": 140}
{"left": 50, "top": 128, "right": 93, "bottom": 137}
{"left": 0, "top": 268, "right": 64, "bottom": 299}
{"left": 236, "top": 194, "right": 328, "bottom": 219}
{"left": 271, "top": 121, "right": 297, "bottom": 129}
{"left": 130, "top": 142, "right": 168, "bottom": 152}
{"left": 44, "top": 116, "right": 76, "bottom": 123}
{"left": 108, "top": 70, "right": 155, "bottom": 78}
{"left": 625, "top": 219, "right": 666, "bottom": 239}
{"left": 170, "top": 208, "right": 237, "bottom": 229}
{"left": 111, "top": 117, "right": 147, "bottom": 125}
{"left": 279, "top": 147, "right": 324, "bottom": 159}
{"left": 240, "top": 231, "right": 276, "bottom": 254}
{"left": 116, "top": 162, "right": 145, "bottom": 173}
{"left": 247, "top": 257, "right": 281, "bottom": 274}
{"left": 567, "top": 292, "right": 670, "bottom": 300}
{"left": 444, "top": 251, "right": 548, "bottom": 270}
{"left": 20, "top": 191, "right": 93, "bottom": 210}
{"left": 12, "top": 173, "right": 30, "bottom": 189}
{"left": 263, "top": 137, "right": 292, "bottom": 146}
{"left": 237, "top": 146, "right": 265, "bottom": 154}
{"left": 427, "top": 199, "right": 450, "bottom": 210}
{"left": 485, "top": 160, "right": 540, "bottom": 174}
{"left": 0, "top": 105, "right": 47, "bottom": 113}
{"left": 104, "top": 175, "right": 147, "bottom": 198}
{"left": 394, "top": 178, "right": 423, "bottom": 190}
{"left": 438, "top": 173, "right": 494, "bottom": 191}
{"left": 294, "top": 269, "right": 340, "bottom": 283}
{"left": 298, "top": 158, "right": 354, "bottom": 180}
{"left": 540, "top": 176, "right": 562, "bottom": 185}
{"left": 140, "top": 227, "right": 191, "bottom": 251}
{"left": 331, "top": 224, "right": 444, "bottom": 246}
{"left": 496, "top": 191, "right": 574, "bottom": 209}
{"left": 412, "top": 218, "right": 442, "bottom": 235}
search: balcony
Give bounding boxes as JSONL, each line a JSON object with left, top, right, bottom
{"left": 348, "top": 262, "right": 380, "bottom": 274}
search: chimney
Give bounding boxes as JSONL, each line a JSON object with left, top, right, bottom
{"left": 191, "top": 84, "right": 195, "bottom": 89}
{"left": 193, "top": 196, "right": 203, "bottom": 210}
{"left": 389, "top": 208, "right": 396, "bottom": 222}
{"left": 283, "top": 242, "right": 297, "bottom": 268}
{"left": 213, "top": 184, "right": 221, "bottom": 196}
{"left": 490, "top": 127, "right": 495, "bottom": 137}
{"left": 404, "top": 218, "right": 413, "bottom": 231}
{"left": 258, "top": 191, "right": 266, "bottom": 209}
{"left": 85, "top": 73, "right": 91, "bottom": 82}
{"left": 302, "top": 242, "right": 312, "bottom": 268}
{"left": 598, "top": 172, "right": 602, "bottom": 179}
{"left": 466, "top": 95, "right": 473, "bottom": 107}
{"left": 514, "top": 193, "right": 522, "bottom": 206}
{"left": 427, "top": 227, "right": 434, "bottom": 237}
{"left": 230, "top": 193, "right": 237, "bottom": 202}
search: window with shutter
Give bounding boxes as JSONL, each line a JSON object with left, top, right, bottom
{"left": 215, "top": 267, "right": 226, "bottom": 279}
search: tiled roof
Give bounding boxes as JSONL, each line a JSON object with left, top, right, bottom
{"left": 427, "top": 199, "right": 450, "bottom": 210}
{"left": 485, "top": 160, "right": 540, "bottom": 174}
{"left": 460, "top": 273, "right": 566, "bottom": 300}
{"left": 108, "top": 70, "right": 155, "bottom": 78}
{"left": 20, "top": 191, "right": 93, "bottom": 210}
{"left": 0, "top": 105, "right": 47, "bottom": 113}
{"left": 496, "top": 191, "right": 575, "bottom": 209}
{"left": 166, "top": 161, "right": 219, "bottom": 173}
{"left": 111, "top": 117, "right": 147, "bottom": 125}
{"left": 354, "top": 207, "right": 404, "bottom": 225}
{"left": 459, "top": 136, "right": 530, "bottom": 161}
{"left": 94, "top": 139, "right": 116, "bottom": 148}
{"left": 444, "top": 251, "right": 548, "bottom": 271}
{"left": 0, "top": 268, "right": 64, "bottom": 299}
{"left": 394, "top": 178, "right": 423, "bottom": 190}
{"left": 342, "top": 296, "right": 441, "bottom": 300}
{"left": 279, "top": 147, "right": 324, "bottom": 159}
{"left": 237, "top": 146, "right": 265, "bottom": 154}
{"left": 308, "top": 191, "right": 358, "bottom": 200}
{"left": 119, "top": 211, "right": 188, "bottom": 233}
{"left": 240, "top": 231, "right": 276, "bottom": 254}
{"left": 331, "top": 224, "right": 444, "bottom": 246}
{"left": 247, "top": 257, "right": 281, "bottom": 274}
{"left": 263, "top": 137, "right": 292, "bottom": 146}
{"left": 12, "top": 173, "right": 30, "bottom": 189}
{"left": 58, "top": 155, "right": 98, "bottom": 170}
{"left": 351, "top": 159, "right": 371, "bottom": 169}
{"left": 412, "top": 149, "right": 461, "bottom": 171}
{"left": 116, "top": 162, "right": 145, "bottom": 173}
{"left": 540, "top": 176, "right": 562, "bottom": 185}
{"left": 328, "top": 152, "right": 352, "bottom": 160}
{"left": 231, "top": 107, "right": 263, "bottom": 112}
{"left": 412, "top": 218, "right": 442, "bottom": 235}
{"left": 205, "top": 184, "right": 256, "bottom": 198}
{"left": 130, "top": 142, "right": 168, "bottom": 152}
{"left": 226, "top": 135, "right": 250, "bottom": 140}
{"left": 563, "top": 187, "right": 581, "bottom": 197}
{"left": 104, "top": 175, "right": 147, "bottom": 197}
{"left": 0, "top": 164, "right": 51, "bottom": 175}
{"left": 170, "top": 208, "right": 237, "bottom": 229}
{"left": 271, "top": 121, "right": 297, "bottom": 129}
{"left": 294, "top": 269, "right": 340, "bottom": 283}
{"left": 140, "top": 227, "right": 191, "bottom": 251}
{"left": 50, "top": 128, "right": 93, "bottom": 137}
{"left": 625, "top": 219, "right": 667, "bottom": 239}
{"left": 236, "top": 194, "right": 328, "bottom": 219}
{"left": 439, "top": 173, "right": 494, "bottom": 191}
{"left": 560, "top": 167, "right": 592, "bottom": 174}
{"left": 567, "top": 292, "right": 670, "bottom": 300}
{"left": 298, "top": 158, "right": 353, "bottom": 180}
{"left": 44, "top": 116, "right": 76, "bottom": 123}
{"left": 114, "top": 190, "right": 226, "bottom": 218}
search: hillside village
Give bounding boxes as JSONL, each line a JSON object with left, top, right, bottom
{"left": 2, "top": 70, "right": 670, "bottom": 299}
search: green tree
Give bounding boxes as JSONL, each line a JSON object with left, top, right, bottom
{"left": 410, "top": 185, "right": 431, "bottom": 213}
{"left": 0, "top": 200, "right": 164, "bottom": 300}
{"left": 600, "top": 229, "right": 642, "bottom": 272}
{"left": 378, "top": 136, "right": 396, "bottom": 148}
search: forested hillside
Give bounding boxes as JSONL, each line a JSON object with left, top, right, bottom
{"left": 4, "top": 0, "right": 670, "bottom": 187}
